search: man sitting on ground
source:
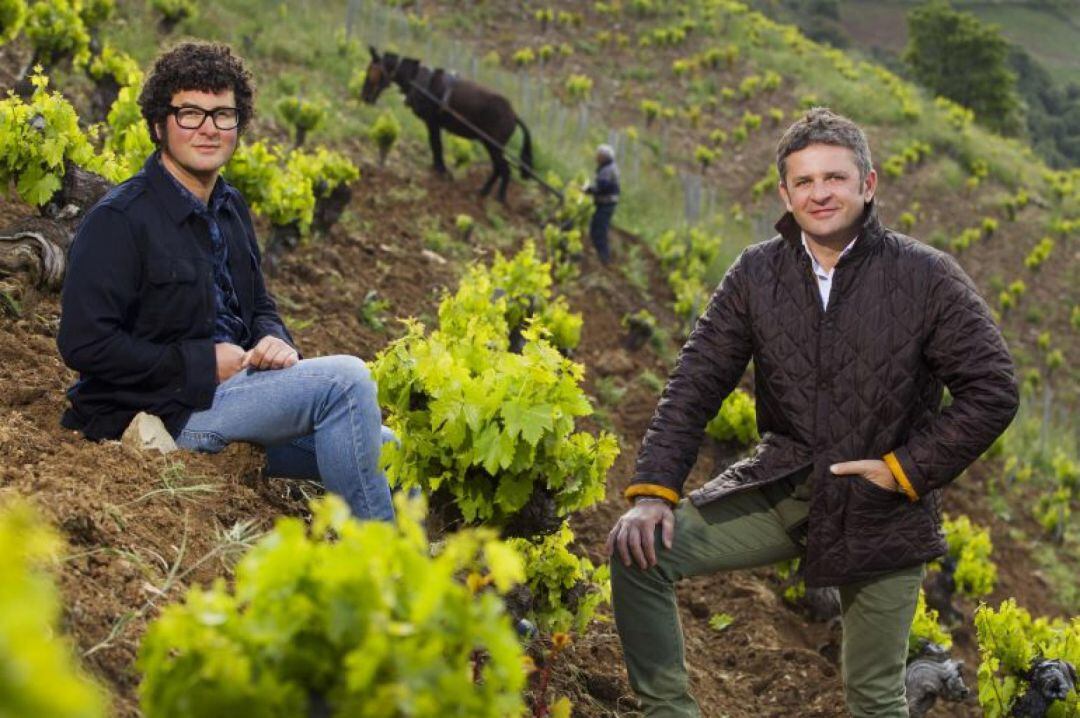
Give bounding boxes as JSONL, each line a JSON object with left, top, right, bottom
{"left": 57, "top": 41, "right": 393, "bottom": 520}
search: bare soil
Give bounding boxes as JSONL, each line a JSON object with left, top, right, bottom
{"left": 2, "top": 3, "right": 1077, "bottom": 715}
{"left": 2, "top": 147, "right": 1070, "bottom": 717}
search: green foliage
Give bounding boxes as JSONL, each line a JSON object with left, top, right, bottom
{"left": 1023, "top": 237, "right": 1054, "bottom": 271}
{"left": 658, "top": 226, "right": 723, "bottom": 323}
{"left": 639, "top": 99, "right": 661, "bottom": 125}
{"left": 975, "top": 599, "right": 1080, "bottom": 717}
{"left": 671, "top": 58, "right": 694, "bottom": 78}
{"left": 439, "top": 242, "right": 582, "bottom": 353}
{"left": 0, "top": 71, "right": 122, "bottom": 206}
{"left": 224, "top": 140, "right": 278, "bottom": 206}
{"left": 738, "top": 74, "right": 761, "bottom": 99}
{"left": 357, "top": 290, "right": 390, "bottom": 332}
{"left": 1034, "top": 486, "right": 1071, "bottom": 542}
{"left": 149, "top": 0, "right": 197, "bottom": 23}
{"left": 621, "top": 308, "right": 658, "bottom": 338}
{"left": 102, "top": 82, "right": 154, "bottom": 177}
{"left": 904, "top": 0, "right": 1020, "bottom": 134}
{"left": 708, "top": 613, "right": 735, "bottom": 632}
{"left": 882, "top": 140, "right": 931, "bottom": 179}
{"left": 908, "top": 590, "right": 953, "bottom": 657}
{"left": 224, "top": 142, "right": 355, "bottom": 233}
{"left": 24, "top": 0, "right": 91, "bottom": 66}
{"left": 1000, "top": 188, "right": 1030, "bottom": 221}
{"left": 0, "top": 501, "right": 108, "bottom": 718}
{"left": 286, "top": 146, "right": 360, "bottom": 197}
{"left": 936, "top": 514, "right": 997, "bottom": 598}
{"left": 373, "top": 249, "right": 617, "bottom": 527}
{"left": 368, "top": 112, "right": 400, "bottom": 165}
{"left": 774, "top": 558, "right": 805, "bottom": 605}
{"left": 898, "top": 211, "right": 917, "bottom": 232}
{"left": 275, "top": 96, "right": 326, "bottom": 144}
{"left": 705, "top": 389, "right": 759, "bottom": 446}
{"left": 1009, "top": 45, "right": 1080, "bottom": 169}
{"left": 228, "top": 141, "right": 314, "bottom": 230}
{"left": 78, "top": 0, "right": 113, "bottom": 28}
{"left": 454, "top": 213, "right": 474, "bottom": 237}
{"left": 86, "top": 43, "right": 142, "bottom": 86}
{"left": 543, "top": 181, "right": 592, "bottom": 282}
{"left": 751, "top": 164, "right": 779, "bottom": 200}
{"left": 693, "top": 144, "right": 716, "bottom": 170}
{"left": 512, "top": 47, "right": 535, "bottom": 67}
{"left": 138, "top": 496, "right": 527, "bottom": 718}
{"left": 668, "top": 266, "right": 707, "bottom": 322}
{"left": 507, "top": 524, "right": 609, "bottom": 634}
{"left": 0, "top": 0, "right": 26, "bottom": 43}
{"left": 226, "top": 141, "right": 357, "bottom": 233}
{"left": 446, "top": 135, "right": 476, "bottom": 168}
{"left": 740, "top": 110, "right": 762, "bottom": 132}
{"left": 563, "top": 73, "right": 593, "bottom": 104}
{"left": 951, "top": 226, "right": 982, "bottom": 253}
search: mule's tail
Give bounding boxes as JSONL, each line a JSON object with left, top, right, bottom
{"left": 515, "top": 116, "right": 534, "bottom": 180}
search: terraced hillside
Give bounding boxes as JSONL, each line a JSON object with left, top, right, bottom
{"left": 0, "top": 0, "right": 1077, "bottom": 716}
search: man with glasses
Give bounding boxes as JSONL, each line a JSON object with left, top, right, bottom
{"left": 57, "top": 42, "right": 394, "bottom": 521}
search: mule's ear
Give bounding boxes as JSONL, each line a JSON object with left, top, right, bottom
{"left": 369, "top": 45, "right": 380, "bottom": 61}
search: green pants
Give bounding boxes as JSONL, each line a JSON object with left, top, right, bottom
{"left": 611, "top": 474, "right": 924, "bottom": 717}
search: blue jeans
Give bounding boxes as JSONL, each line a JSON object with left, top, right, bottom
{"left": 175, "top": 355, "right": 394, "bottom": 521}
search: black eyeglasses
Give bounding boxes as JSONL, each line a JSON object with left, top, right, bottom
{"left": 168, "top": 105, "right": 240, "bottom": 131}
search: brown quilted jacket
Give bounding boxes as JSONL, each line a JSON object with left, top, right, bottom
{"left": 628, "top": 204, "right": 1019, "bottom": 586}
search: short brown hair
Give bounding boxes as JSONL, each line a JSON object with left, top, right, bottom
{"left": 776, "top": 107, "right": 872, "bottom": 184}
{"left": 139, "top": 42, "right": 255, "bottom": 145}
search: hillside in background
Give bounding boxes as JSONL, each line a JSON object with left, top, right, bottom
{"left": 746, "top": 0, "right": 1080, "bottom": 169}
{"left": 0, "top": 0, "right": 1078, "bottom": 716}
{"left": 840, "top": 0, "right": 1080, "bottom": 86}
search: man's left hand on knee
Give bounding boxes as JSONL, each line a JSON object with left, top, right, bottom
{"left": 242, "top": 335, "right": 299, "bottom": 371}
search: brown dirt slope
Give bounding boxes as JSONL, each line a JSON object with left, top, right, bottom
{"left": 1, "top": 151, "right": 1071, "bottom": 717}
{"left": 1, "top": 4, "right": 1077, "bottom": 716}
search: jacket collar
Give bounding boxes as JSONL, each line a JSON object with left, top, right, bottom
{"left": 144, "top": 150, "right": 231, "bottom": 225}
{"left": 775, "top": 200, "right": 884, "bottom": 261}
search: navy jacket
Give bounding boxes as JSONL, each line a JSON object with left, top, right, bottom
{"left": 585, "top": 159, "right": 620, "bottom": 204}
{"left": 57, "top": 153, "right": 295, "bottom": 441}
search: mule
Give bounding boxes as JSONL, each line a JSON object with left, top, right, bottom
{"left": 359, "top": 47, "right": 533, "bottom": 203}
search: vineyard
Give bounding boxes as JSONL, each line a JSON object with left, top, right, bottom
{"left": 0, "top": 0, "right": 1078, "bottom": 717}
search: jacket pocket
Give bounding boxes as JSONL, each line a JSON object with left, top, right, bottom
{"left": 142, "top": 257, "right": 207, "bottom": 334}
{"left": 843, "top": 473, "right": 917, "bottom": 533}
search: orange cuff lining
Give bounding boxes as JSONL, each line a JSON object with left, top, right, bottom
{"left": 883, "top": 452, "right": 918, "bottom": 502}
{"left": 624, "top": 483, "right": 680, "bottom": 505}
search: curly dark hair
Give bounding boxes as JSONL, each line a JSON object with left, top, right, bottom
{"left": 138, "top": 42, "right": 255, "bottom": 145}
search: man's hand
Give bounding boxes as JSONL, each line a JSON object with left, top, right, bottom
{"left": 215, "top": 342, "right": 246, "bottom": 384}
{"left": 605, "top": 498, "right": 676, "bottom": 570}
{"left": 242, "top": 335, "right": 299, "bottom": 371}
{"left": 831, "top": 459, "right": 899, "bottom": 492}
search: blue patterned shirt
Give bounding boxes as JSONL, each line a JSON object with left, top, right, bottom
{"left": 160, "top": 160, "right": 249, "bottom": 346}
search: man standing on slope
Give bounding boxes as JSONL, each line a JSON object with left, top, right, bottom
{"left": 583, "top": 143, "right": 620, "bottom": 264}
{"left": 606, "top": 108, "right": 1018, "bottom": 717}
{"left": 57, "top": 42, "right": 394, "bottom": 520}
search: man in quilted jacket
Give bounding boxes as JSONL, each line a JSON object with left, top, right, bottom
{"left": 606, "top": 108, "right": 1018, "bottom": 717}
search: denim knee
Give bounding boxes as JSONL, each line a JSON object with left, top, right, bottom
{"left": 310, "top": 355, "right": 376, "bottom": 401}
